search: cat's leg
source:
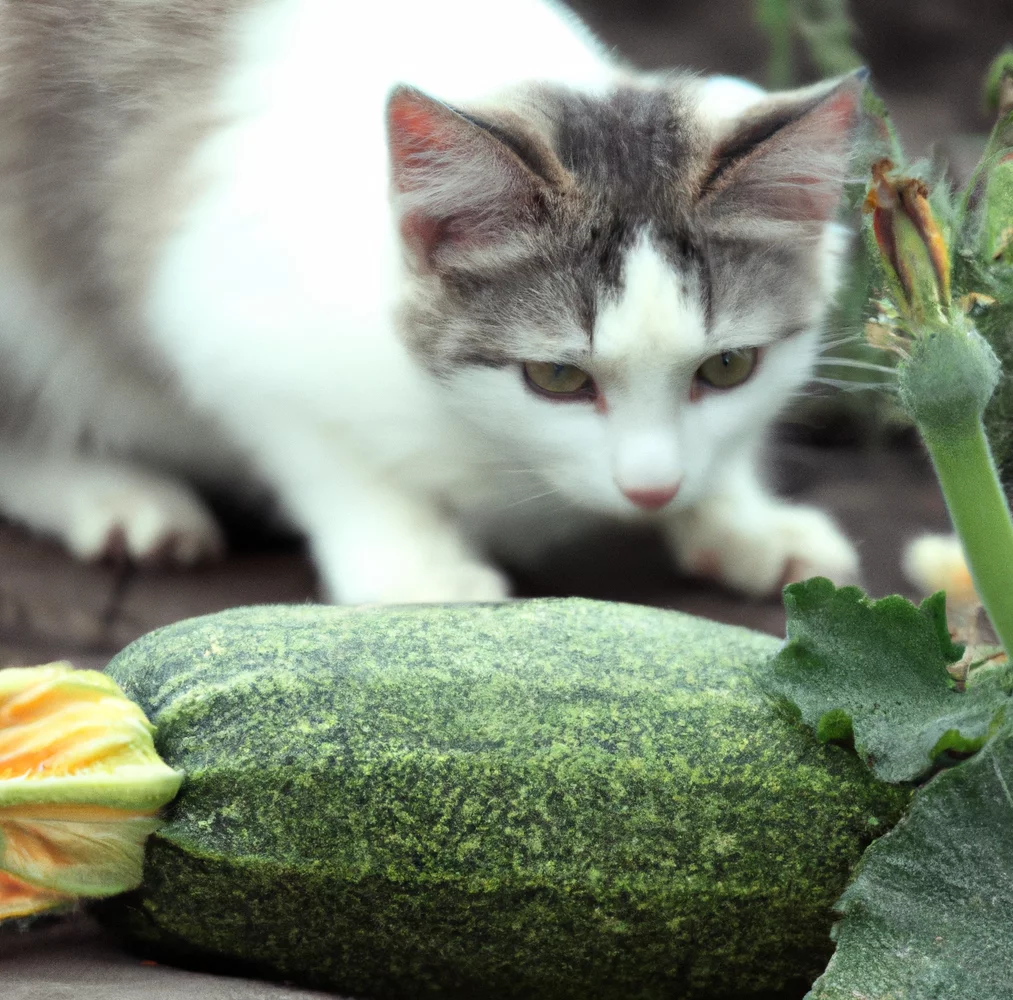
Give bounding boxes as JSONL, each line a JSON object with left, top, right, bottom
{"left": 307, "top": 488, "right": 510, "bottom": 605}
{"left": 0, "top": 446, "right": 223, "bottom": 564}
{"left": 663, "top": 448, "right": 859, "bottom": 597}
{"left": 253, "top": 429, "right": 509, "bottom": 605}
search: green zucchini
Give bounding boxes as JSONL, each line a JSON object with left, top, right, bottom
{"left": 101, "top": 599, "right": 908, "bottom": 999}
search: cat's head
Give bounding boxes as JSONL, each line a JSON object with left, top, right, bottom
{"left": 386, "top": 72, "right": 865, "bottom": 516}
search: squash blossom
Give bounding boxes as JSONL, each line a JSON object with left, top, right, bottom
{"left": 0, "top": 663, "right": 183, "bottom": 921}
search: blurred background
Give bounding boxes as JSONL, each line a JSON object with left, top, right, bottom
{"left": 577, "top": 0, "right": 1005, "bottom": 165}
{"left": 1, "top": 0, "right": 1009, "bottom": 669}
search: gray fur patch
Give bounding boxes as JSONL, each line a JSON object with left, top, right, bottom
{"left": 0, "top": 1, "right": 250, "bottom": 355}
{"left": 400, "top": 81, "right": 718, "bottom": 371}
{"left": 0, "top": 0, "right": 253, "bottom": 443}
{"left": 400, "top": 78, "right": 859, "bottom": 372}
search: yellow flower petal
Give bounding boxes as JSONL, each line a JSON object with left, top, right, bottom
{"left": 0, "top": 664, "right": 182, "bottom": 923}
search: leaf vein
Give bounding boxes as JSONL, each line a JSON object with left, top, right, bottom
{"left": 991, "top": 753, "right": 1013, "bottom": 810}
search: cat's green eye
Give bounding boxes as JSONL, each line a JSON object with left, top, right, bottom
{"left": 696, "top": 348, "right": 758, "bottom": 390}
{"left": 523, "top": 361, "right": 594, "bottom": 398}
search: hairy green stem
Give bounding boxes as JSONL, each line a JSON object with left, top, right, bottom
{"left": 921, "top": 420, "right": 1013, "bottom": 656}
{"left": 897, "top": 325, "right": 1012, "bottom": 653}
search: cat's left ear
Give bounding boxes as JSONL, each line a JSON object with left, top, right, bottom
{"left": 387, "top": 86, "right": 551, "bottom": 269}
{"left": 700, "top": 70, "right": 867, "bottom": 234}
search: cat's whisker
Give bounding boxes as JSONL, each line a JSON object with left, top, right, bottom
{"left": 498, "top": 486, "right": 565, "bottom": 510}
{"left": 462, "top": 458, "right": 538, "bottom": 474}
{"left": 818, "top": 331, "right": 868, "bottom": 353}
{"left": 815, "top": 357, "right": 897, "bottom": 376}
{"left": 787, "top": 382, "right": 857, "bottom": 399}
{"left": 809, "top": 376, "right": 891, "bottom": 392}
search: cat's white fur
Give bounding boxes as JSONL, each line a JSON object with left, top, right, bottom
{"left": 0, "top": 0, "right": 860, "bottom": 602}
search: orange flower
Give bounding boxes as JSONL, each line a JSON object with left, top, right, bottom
{"left": 0, "top": 664, "right": 182, "bottom": 921}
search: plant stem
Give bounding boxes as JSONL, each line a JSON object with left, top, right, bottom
{"left": 920, "top": 419, "right": 1013, "bottom": 655}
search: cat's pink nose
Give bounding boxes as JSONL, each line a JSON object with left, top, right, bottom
{"left": 622, "top": 485, "right": 680, "bottom": 511}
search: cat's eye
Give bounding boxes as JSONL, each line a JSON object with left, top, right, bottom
{"left": 523, "top": 361, "right": 595, "bottom": 399}
{"left": 696, "top": 348, "right": 758, "bottom": 390}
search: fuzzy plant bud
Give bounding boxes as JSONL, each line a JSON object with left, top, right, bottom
{"left": 864, "top": 159, "right": 951, "bottom": 324}
{"left": 897, "top": 318, "right": 1001, "bottom": 441}
{"left": 0, "top": 664, "right": 183, "bottom": 922}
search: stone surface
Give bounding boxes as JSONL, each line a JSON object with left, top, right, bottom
{"left": 1, "top": 915, "right": 340, "bottom": 1000}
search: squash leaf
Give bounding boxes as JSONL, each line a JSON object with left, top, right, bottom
{"left": 766, "top": 577, "right": 1012, "bottom": 782}
{"left": 808, "top": 720, "right": 1013, "bottom": 999}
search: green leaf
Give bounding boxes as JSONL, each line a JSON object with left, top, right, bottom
{"left": 808, "top": 721, "right": 1013, "bottom": 999}
{"left": 766, "top": 578, "right": 1012, "bottom": 782}
{"left": 959, "top": 107, "right": 1013, "bottom": 258}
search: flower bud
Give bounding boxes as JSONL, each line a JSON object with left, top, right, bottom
{"left": 864, "top": 159, "right": 951, "bottom": 323}
{"left": 0, "top": 663, "right": 182, "bottom": 921}
{"left": 897, "top": 319, "right": 1000, "bottom": 440}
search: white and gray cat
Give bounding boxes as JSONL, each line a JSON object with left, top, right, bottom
{"left": 0, "top": 0, "right": 863, "bottom": 603}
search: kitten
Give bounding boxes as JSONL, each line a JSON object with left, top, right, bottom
{"left": 0, "top": 0, "right": 861, "bottom": 604}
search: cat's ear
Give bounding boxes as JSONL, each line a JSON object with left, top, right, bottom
{"left": 700, "top": 71, "right": 866, "bottom": 235}
{"left": 387, "top": 86, "right": 548, "bottom": 268}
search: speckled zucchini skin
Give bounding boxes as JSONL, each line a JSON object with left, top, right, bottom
{"left": 102, "top": 599, "right": 908, "bottom": 1000}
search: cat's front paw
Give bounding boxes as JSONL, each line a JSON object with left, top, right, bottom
{"left": 326, "top": 551, "right": 511, "bottom": 605}
{"left": 667, "top": 500, "right": 859, "bottom": 598}
{"left": 66, "top": 473, "right": 224, "bottom": 566}
{"left": 382, "top": 560, "right": 511, "bottom": 605}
